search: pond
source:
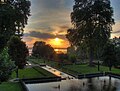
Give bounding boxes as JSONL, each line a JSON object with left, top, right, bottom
{"left": 26, "top": 76, "right": 120, "bottom": 91}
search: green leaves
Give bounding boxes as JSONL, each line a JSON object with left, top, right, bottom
{"left": 0, "top": 0, "right": 31, "bottom": 51}
{"left": 8, "top": 36, "right": 28, "bottom": 69}
{"left": 0, "top": 47, "right": 15, "bottom": 82}
{"left": 32, "top": 41, "right": 56, "bottom": 60}
{"left": 66, "top": 0, "right": 114, "bottom": 65}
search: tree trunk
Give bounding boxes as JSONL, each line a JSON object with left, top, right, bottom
{"left": 89, "top": 47, "right": 94, "bottom": 66}
{"left": 109, "top": 66, "right": 112, "bottom": 71}
{"left": 98, "top": 61, "right": 100, "bottom": 71}
{"left": 16, "top": 68, "right": 19, "bottom": 78}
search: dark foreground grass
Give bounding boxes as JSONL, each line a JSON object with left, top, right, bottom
{"left": 0, "top": 82, "right": 23, "bottom": 91}
{"left": 11, "top": 67, "right": 56, "bottom": 79}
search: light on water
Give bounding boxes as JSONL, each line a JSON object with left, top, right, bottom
{"left": 26, "top": 77, "right": 120, "bottom": 91}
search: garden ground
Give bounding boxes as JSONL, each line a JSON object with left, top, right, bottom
{"left": 0, "top": 82, "right": 23, "bottom": 91}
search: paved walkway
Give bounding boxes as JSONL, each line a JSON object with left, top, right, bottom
{"left": 41, "top": 65, "right": 75, "bottom": 79}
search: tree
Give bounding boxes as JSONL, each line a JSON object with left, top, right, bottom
{"left": 0, "top": 0, "right": 31, "bottom": 52}
{"left": 0, "top": 47, "right": 15, "bottom": 82}
{"left": 66, "top": 0, "right": 114, "bottom": 66}
{"left": 32, "top": 41, "right": 56, "bottom": 60}
{"left": 101, "top": 41, "right": 116, "bottom": 71}
{"left": 8, "top": 36, "right": 28, "bottom": 78}
{"left": 112, "top": 37, "right": 120, "bottom": 66}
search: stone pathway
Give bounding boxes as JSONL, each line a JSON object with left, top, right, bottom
{"left": 41, "top": 65, "right": 75, "bottom": 79}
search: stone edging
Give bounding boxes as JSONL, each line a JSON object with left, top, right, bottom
{"left": 22, "top": 77, "right": 61, "bottom": 84}
{"left": 19, "top": 80, "right": 29, "bottom": 91}
{"left": 78, "top": 72, "right": 120, "bottom": 79}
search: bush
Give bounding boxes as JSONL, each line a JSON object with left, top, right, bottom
{"left": 0, "top": 47, "right": 15, "bottom": 82}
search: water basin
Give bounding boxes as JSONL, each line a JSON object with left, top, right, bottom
{"left": 26, "top": 76, "right": 120, "bottom": 91}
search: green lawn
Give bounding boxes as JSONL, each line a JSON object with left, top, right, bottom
{"left": 62, "top": 64, "right": 120, "bottom": 75}
{"left": 33, "top": 66, "right": 56, "bottom": 77}
{"left": 11, "top": 67, "right": 56, "bottom": 79}
{"left": 29, "top": 58, "right": 58, "bottom": 67}
{"left": 28, "top": 58, "right": 120, "bottom": 76}
{"left": 0, "top": 82, "right": 23, "bottom": 91}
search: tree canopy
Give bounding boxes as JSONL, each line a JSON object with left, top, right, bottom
{"left": 32, "top": 41, "right": 56, "bottom": 60}
{"left": 101, "top": 41, "right": 116, "bottom": 71}
{"left": 8, "top": 36, "right": 29, "bottom": 69}
{"left": 66, "top": 0, "right": 114, "bottom": 65}
{"left": 0, "top": 0, "right": 31, "bottom": 51}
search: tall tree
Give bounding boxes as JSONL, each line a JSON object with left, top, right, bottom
{"left": 66, "top": 0, "right": 114, "bottom": 66}
{"left": 0, "top": 0, "right": 31, "bottom": 52}
{"left": 8, "top": 36, "right": 29, "bottom": 78}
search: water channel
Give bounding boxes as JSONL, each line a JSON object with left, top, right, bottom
{"left": 26, "top": 76, "right": 120, "bottom": 91}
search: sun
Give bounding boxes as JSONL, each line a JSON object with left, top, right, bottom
{"left": 48, "top": 37, "right": 62, "bottom": 47}
{"left": 55, "top": 38, "right": 59, "bottom": 42}
{"left": 47, "top": 37, "right": 68, "bottom": 48}
{"left": 54, "top": 38, "right": 61, "bottom": 46}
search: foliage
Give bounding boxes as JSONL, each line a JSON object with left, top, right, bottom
{"left": 67, "top": 46, "right": 76, "bottom": 56}
{"left": 0, "top": 47, "right": 15, "bottom": 82}
{"left": 116, "top": 47, "right": 120, "bottom": 65}
{"left": 32, "top": 41, "right": 56, "bottom": 60}
{"left": 112, "top": 37, "right": 120, "bottom": 65}
{"left": 69, "top": 55, "right": 76, "bottom": 64}
{"left": 66, "top": 0, "right": 114, "bottom": 66}
{"left": 8, "top": 36, "right": 28, "bottom": 69}
{"left": 0, "top": 0, "right": 31, "bottom": 52}
{"left": 101, "top": 41, "right": 116, "bottom": 71}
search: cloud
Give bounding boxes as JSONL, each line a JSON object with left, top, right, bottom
{"left": 24, "top": 31, "right": 67, "bottom": 40}
{"left": 25, "top": 0, "right": 72, "bottom": 34}
{"left": 24, "top": 31, "right": 55, "bottom": 39}
{"left": 112, "top": 30, "right": 120, "bottom": 34}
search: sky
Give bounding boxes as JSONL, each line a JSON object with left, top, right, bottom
{"left": 23, "top": 0, "right": 120, "bottom": 49}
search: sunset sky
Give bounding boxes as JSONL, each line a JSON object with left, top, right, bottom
{"left": 23, "top": 0, "right": 120, "bottom": 49}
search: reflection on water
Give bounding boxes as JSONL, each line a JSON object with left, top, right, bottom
{"left": 26, "top": 77, "right": 120, "bottom": 91}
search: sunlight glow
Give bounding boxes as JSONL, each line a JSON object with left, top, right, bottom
{"left": 55, "top": 38, "right": 59, "bottom": 42}
{"left": 54, "top": 38, "right": 61, "bottom": 46}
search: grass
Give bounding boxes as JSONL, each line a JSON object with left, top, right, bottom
{"left": 62, "top": 64, "right": 120, "bottom": 75}
{"left": 28, "top": 58, "right": 120, "bottom": 76}
{"left": 0, "top": 82, "right": 23, "bottom": 91}
{"left": 33, "top": 66, "right": 56, "bottom": 77}
{"left": 11, "top": 67, "right": 56, "bottom": 79}
{"left": 29, "top": 58, "right": 58, "bottom": 67}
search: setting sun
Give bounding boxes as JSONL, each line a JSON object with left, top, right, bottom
{"left": 55, "top": 38, "right": 59, "bottom": 42}
{"left": 47, "top": 37, "right": 69, "bottom": 48}
{"left": 54, "top": 38, "right": 61, "bottom": 46}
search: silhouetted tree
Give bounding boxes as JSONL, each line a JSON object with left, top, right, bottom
{"left": 0, "top": 0, "right": 31, "bottom": 52}
{"left": 8, "top": 36, "right": 29, "bottom": 78}
{"left": 66, "top": 0, "right": 114, "bottom": 66}
{"left": 32, "top": 41, "right": 56, "bottom": 60}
